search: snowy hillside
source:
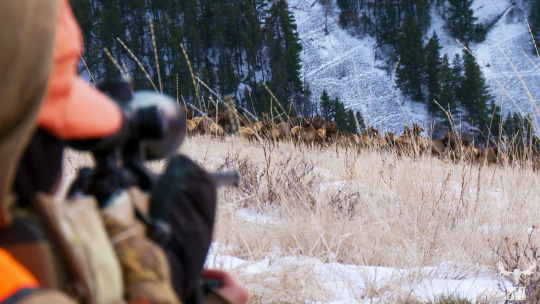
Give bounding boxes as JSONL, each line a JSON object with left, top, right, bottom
{"left": 289, "top": 0, "right": 540, "bottom": 134}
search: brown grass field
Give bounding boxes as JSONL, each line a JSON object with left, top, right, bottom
{"left": 60, "top": 134, "right": 540, "bottom": 303}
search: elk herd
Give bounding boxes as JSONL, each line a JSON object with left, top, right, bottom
{"left": 184, "top": 109, "right": 539, "bottom": 168}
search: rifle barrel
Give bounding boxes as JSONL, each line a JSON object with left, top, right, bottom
{"left": 210, "top": 172, "right": 240, "bottom": 188}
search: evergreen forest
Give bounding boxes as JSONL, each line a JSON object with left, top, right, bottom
{"left": 70, "top": 0, "right": 310, "bottom": 120}
{"left": 70, "top": 0, "right": 540, "bottom": 139}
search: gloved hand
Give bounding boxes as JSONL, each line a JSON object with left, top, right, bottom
{"left": 102, "top": 213, "right": 179, "bottom": 304}
{"left": 201, "top": 269, "right": 249, "bottom": 304}
{"left": 149, "top": 155, "right": 217, "bottom": 303}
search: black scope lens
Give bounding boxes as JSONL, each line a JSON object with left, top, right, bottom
{"left": 133, "top": 106, "right": 165, "bottom": 140}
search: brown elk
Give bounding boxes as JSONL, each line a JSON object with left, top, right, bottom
{"left": 361, "top": 126, "right": 387, "bottom": 149}
{"left": 350, "top": 133, "right": 366, "bottom": 148}
{"left": 193, "top": 116, "right": 203, "bottom": 125}
{"left": 412, "top": 124, "right": 429, "bottom": 151}
{"left": 452, "top": 144, "right": 479, "bottom": 163}
{"left": 384, "top": 132, "right": 396, "bottom": 150}
{"left": 320, "top": 122, "right": 356, "bottom": 148}
{"left": 374, "top": 129, "right": 387, "bottom": 149}
{"left": 239, "top": 127, "right": 257, "bottom": 142}
{"left": 277, "top": 122, "right": 292, "bottom": 139}
{"left": 428, "top": 131, "right": 452, "bottom": 158}
{"left": 478, "top": 145, "right": 507, "bottom": 165}
{"left": 327, "top": 130, "right": 354, "bottom": 148}
{"left": 269, "top": 128, "right": 282, "bottom": 141}
{"left": 412, "top": 123, "right": 424, "bottom": 135}
{"left": 291, "top": 125, "right": 325, "bottom": 146}
{"left": 186, "top": 119, "right": 197, "bottom": 135}
{"left": 216, "top": 110, "right": 232, "bottom": 134}
{"left": 361, "top": 126, "right": 377, "bottom": 147}
{"left": 252, "top": 121, "right": 262, "bottom": 132}
{"left": 259, "top": 125, "right": 281, "bottom": 142}
{"left": 317, "top": 128, "right": 327, "bottom": 142}
{"left": 182, "top": 106, "right": 193, "bottom": 120}
{"left": 193, "top": 116, "right": 225, "bottom": 136}
{"left": 445, "top": 132, "right": 479, "bottom": 163}
{"left": 240, "top": 120, "right": 262, "bottom": 133}
{"left": 324, "top": 121, "right": 339, "bottom": 139}
{"left": 311, "top": 116, "right": 325, "bottom": 130}
{"left": 394, "top": 125, "right": 428, "bottom": 156}
{"left": 254, "top": 114, "right": 282, "bottom": 142}
{"left": 429, "top": 137, "right": 449, "bottom": 158}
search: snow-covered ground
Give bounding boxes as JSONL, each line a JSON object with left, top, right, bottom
{"left": 289, "top": 0, "right": 540, "bottom": 134}
{"left": 205, "top": 202, "right": 517, "bottom": 303}
{"left": 207, "top": 203, "right": 519, "bottom": 303}
{"left": 208, "top": 229, "right": 511, "bottom": 303}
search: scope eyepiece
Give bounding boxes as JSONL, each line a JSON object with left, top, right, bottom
{"left": 130, "top": 91, "right": 186, "bottom": 160}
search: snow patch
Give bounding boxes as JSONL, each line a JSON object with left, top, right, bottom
{"left": 207, "top": 245, "right": 509, "bottom": 303}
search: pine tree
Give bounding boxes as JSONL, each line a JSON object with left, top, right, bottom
{"left": 124, "top": 0, "right": 151, "bottom": 90}
{"left": 514, "top": 113, "right": 527, "bottom": 144}
{"left": 451, "top": 53, "right": 465, "bottom": 102}
{"left": 524, "top": 114, "right": 539, "bottom": 148}
{"left": 320, "top": 89, "right": 333, "bottom": 121}
{"left": 94, "top": 1, "right": 127, "bottom": 81}
{"left": 183, "top": 0, "right": 202, "bottom": 64}
{"left": 345, "top": 109, "right": 357, "bottom": 133}
{"left": 502, "top": 112, "right": 534, "bottom": 146}
{"left": 333, "top": 97, "right": 347, "bottom": 131}
{"left": 355, "top": 110, "right": 366, "bottom": 132}
{"left": 337, "top": 0, "right": 356, "bottom": 28}
{"left": 265, "top": 0, "right": 304, "bottom": 108}
{"left": 224, "top": 4, "right": 244, "bottom": 75}
{"left": 217, "top": 53, "right": 240, "bottom": 95}
{"left": 70, "top": 0, "right": 95, "bottom": 72}
{"left": 201, "top": 57, "right": 217, "bottom": 91}
{"left": 249, "top": 81, "right": 272, "bottom": 117}
{"left": 446, "top": 0, "right": 483, "bottom": 42}
{"left": 376, "top": 0, "right": 399, "bottom": 47}
{"left": 487, "top": 101, "right": 503, "bottom": 138}
{"left": 413, "top": 0, "right": 431, "bottom": 33}
{"left": 425, "top": 31, "right": 442, "bottom": 114}
{"left": 437, "top": 54, "right": 459, "bottom": 122}
{"left": 460, "top": 49, "right": 492, "bottom": 131}
{"left": 502, "top": 112, "right": 515, "bottom": 138}
{"left": 396, "top": 15, "right": 425, "bottom": 102}
{"left": 243, "top": 0, "right": 264, "bottom": 78}
{"left": 530, "top": 0, "right": 540, "bottom": 53}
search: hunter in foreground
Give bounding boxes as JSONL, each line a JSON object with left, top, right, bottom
{"left": 0, "top": 1, "right": 248, "bottom": 303}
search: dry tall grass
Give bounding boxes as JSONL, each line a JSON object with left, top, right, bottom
{"left": 60, "top": 134, "right": 540, "bottom": 303}
{"left": 70, "top": 10, "right": 540, "bottom": 302}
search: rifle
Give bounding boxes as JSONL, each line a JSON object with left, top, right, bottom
{"left": 67, "top": 80, "right": 239, "bottom": 243}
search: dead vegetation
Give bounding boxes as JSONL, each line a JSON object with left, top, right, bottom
{"left": 60, "top": 131, "right": 540, "bottom": 303}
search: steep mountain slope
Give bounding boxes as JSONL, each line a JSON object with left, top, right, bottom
{"left": 290, "top": 0, "right": 540, "bottom": 134}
